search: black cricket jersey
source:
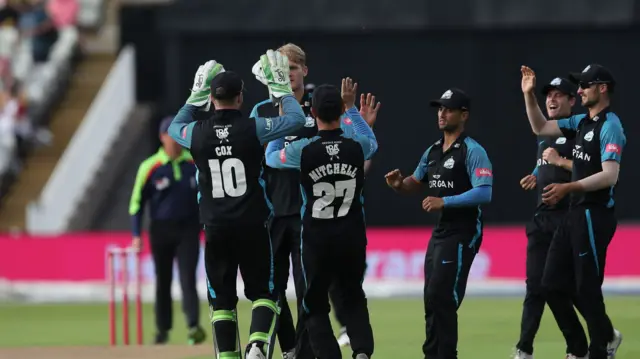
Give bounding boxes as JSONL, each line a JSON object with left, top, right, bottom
{"left": 265, "top": 106, "right": 378, "bottom": 236}
{"left": 557, "top": 108, "right": 626, "bottom": 208}
{"left": 412, "top": 134, "right": 493, "bottom": 240}
{"left": 533, "top": 133, "right": 574, "bottom": 211}
{"left": 250, "top": 90, "right": 317, "bottom": 217}
{"left": 165, "top": 97, "right": 307, "bottom": 227}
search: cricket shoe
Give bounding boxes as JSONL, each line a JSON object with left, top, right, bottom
{"left": 566, "top": 354, "right": 588, "bottom": 359}
{"left": 246, "top": 343, "right": 266, "bottom": 359}
{"left": 187, "top": 326, "right": 206, "bottom": 345}
{"left": 355, "top": 354, "right": 369, "bottom": 359}
{"left": 607, "top": 328, "right": 623, "bottom": 358}
{"left": 282, "top": 350, "right": 296, "bottom": 359}
{"left": 337, "top": 327, "right": 350, "bottom": 347}
{"left": 513, "top": 349, "right": 532, "bottom": 359}
{"left": 154, "top": 331, "right": 168, "bottom": 345}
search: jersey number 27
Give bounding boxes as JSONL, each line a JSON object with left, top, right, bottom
{"left": 312, "top": 179, "right": 356, "bottom": 219}
{"left": 208, "top": 158, "right": 247, "bottom": 198}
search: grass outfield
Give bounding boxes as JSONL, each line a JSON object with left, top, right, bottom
{"left": 0, "top": 297, "right": 637, "bottom": 358}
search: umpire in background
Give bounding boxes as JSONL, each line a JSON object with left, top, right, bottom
{"left": 128, "top": 117, "right": 206, "bottom": 345}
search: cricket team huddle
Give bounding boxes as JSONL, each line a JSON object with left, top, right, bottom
{"left": 133, "top": 41, "right": 626, "bottom": 359}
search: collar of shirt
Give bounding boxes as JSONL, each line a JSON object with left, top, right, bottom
{"left": 156, "top": 147, "right": 192, "bottom": 164}
{"left": 435, "top": 132, "right": 467, "bottom": 153}
{"left": 586, "top": 106, "right": 611, "bottom": 122}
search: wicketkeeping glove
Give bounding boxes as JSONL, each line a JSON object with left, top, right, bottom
{"left": 255, "top": 50, "right": 293, "bottom": 102}
{"left": 186, "top": 60, "right": 225, "bottom": 111}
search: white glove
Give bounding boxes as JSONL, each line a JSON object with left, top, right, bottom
{"left": 186, "top": 60, "right": 225, "bottom": 111}
{"left": 252, "top": 59, "right": 267, "bottom": 86}
{"left": 255, "top": 50, "right": 293, "bottom": 103}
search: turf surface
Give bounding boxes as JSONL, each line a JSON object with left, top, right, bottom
{"left": 0, "top": 296, "right": 637, "bottom": 358}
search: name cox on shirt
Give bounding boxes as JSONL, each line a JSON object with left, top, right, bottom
{"left": 309, "top": 163, "right": 358, "bottom": 182}
{"left": 215, "top": 146, "right": 233, "bottom": 157}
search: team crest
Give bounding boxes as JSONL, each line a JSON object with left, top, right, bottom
{"left": 444, "top": 157, "right": 455, "bottom": 169}
{"left": 215, "top": 127, "right": 229, "bottom": 143}
{"left": 326, "top": 144, "right": 340, "bottom": 160}
{"left": 556, "top": 137, "right": 566, "bottom": 144}
{"left": 304, "top": 116, "right": 315, "bottom": 127}
{"left": 584, "top": 130, "right": 594, "bottom": 142}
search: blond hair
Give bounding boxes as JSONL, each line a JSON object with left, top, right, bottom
{"left": 277, "top": 43, "right": 306, "bottom": 66}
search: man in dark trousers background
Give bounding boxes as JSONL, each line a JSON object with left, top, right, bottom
{"left": 129, "top": 117, "right": 206, "bottom": 345}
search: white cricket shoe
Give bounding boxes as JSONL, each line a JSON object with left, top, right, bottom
{"left": 566, "top": 354, "right": 588, "bottom": 359}
{"left": 246, "top": 343, "right": 266, "bottom": 359}
{"left": 607, "top": 328, "right": 623, "bottom": 358}
{"left": 337, "top": 327, "right": 350, "bottom": 347}
{"left": 282, "top": 350, "right": 295, "bottom": 359}
{"left": 513, "top": 349, "right": 533, "bottom": 359}
{"left": 355, "top": 354, "right": 369, "bottom": 359}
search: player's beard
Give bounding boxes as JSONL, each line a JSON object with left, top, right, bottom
{"left": 582, "top": 94, "right": 599, "bottom": 108}
{"left": 442, "top": 122, "right": 461, "bottom": 133}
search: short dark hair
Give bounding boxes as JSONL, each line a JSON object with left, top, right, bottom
{"left": 311, "top": 84, "right": 343, "bottom": 124}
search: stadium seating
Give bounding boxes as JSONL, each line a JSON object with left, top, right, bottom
{"left": 0, "top": 0, "right": 107, "bottom": 227}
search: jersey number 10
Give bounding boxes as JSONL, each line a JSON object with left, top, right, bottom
{"left": 208, "top": 158, "right": 247, "bottom": 198}
{"left": 312, "top": 179, "right": 356, "bottom": 219}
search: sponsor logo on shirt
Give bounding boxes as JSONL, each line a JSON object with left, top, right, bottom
{"left": 475, "top": 168, "right": 493, "bottom": 177}
{"left": 343, "top": 116, "right": 352, "bottom": 125}
{"left": 280, "top": 149, "right": 286, "bottom": 163}
{"left": 605, "top": 143, "right": 621, "bottom": 154}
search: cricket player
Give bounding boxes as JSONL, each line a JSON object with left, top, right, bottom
{"left": 250, "top": 45, "right": 319, "bottom": 358}
{"left": 385, "top": 88, "right": 493, "bottom": 359}
{"left": 515, "top": 77, "right": 590, "bottom": 359}
{"left": 521, "top": 64, "right": 624, "bottom": 359}
{"left": 129, "top": 117, "right": 205, "bottom": 345}
{"left": 167, "top": 52, "right": 307, "bottom": 359}
{"left": 251, "top": 44, "right": 380, "bottom": 356}
{"left": 265, "top": 80, "right": 378, "bottom": 359}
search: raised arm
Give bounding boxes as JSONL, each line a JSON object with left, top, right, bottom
{"left": 254, "top": 95, "right": 306, "bottom": 145}
{"left": 341, "top": 106, "right": 378, "bottom": 160}
{"left": 521, "top": 66, "right": 564, "bottom": 137}
{"left": 168, "top": 105, "right": 199, "bottom": 149}
{"left": 265, "top": 138, "right": 311, "bottom": 170}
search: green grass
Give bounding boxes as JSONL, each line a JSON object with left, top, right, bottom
{"left": 0, "top": 296, "right": 638, "bottom": 358}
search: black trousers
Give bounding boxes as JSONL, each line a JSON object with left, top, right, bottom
{"left": 517, "top": 209, "right": 588, "bottom": 356}
{"left": 271, "top": 215, "right": 306, "bottom": 352}
{"left": 149, "top": 219, "right": 201, "bottom": 333}
{"left": 204, "top": 222, "right": 279, "bottom": 355}
{"left": 296, "top": 229, "right": 374, "bottom": 359}
{"left": 423, "top": 232, "right": 478, "bottom": 359}
{"left": 271, "top": 215, "right": 349, "bottom": 355}
{"left": 541, "top": 206, "right": 617, "bottom": 359}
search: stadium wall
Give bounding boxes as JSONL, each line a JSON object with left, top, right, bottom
{"left": 1, "top": 227, "right": 639, "bottom": 303}
{"left": 118, "top": 14, "right": 640, "bottom": 228}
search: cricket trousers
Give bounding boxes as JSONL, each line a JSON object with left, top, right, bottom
{"left": 517, "top": 209, "right": 589, "bottom": 356}
{"left": 423, "top": 231, "right": 479, "bottom": 359}
{"left": 297, "top": 228, "right": 374, "bottom": 359}
{"left": 272, "top": 215, "right": 350, "bottom": 357}
{"left": 271, "top": 214, "right": 306, "bottom": 353}
{"left": 204, "top": 222, "right": 279, "bottom": 356}
{"left": 541, "top": 206, "right": 617, "bottom": 359}
{"left": 149, "top": 219, "right": 201, "bottom": 334}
